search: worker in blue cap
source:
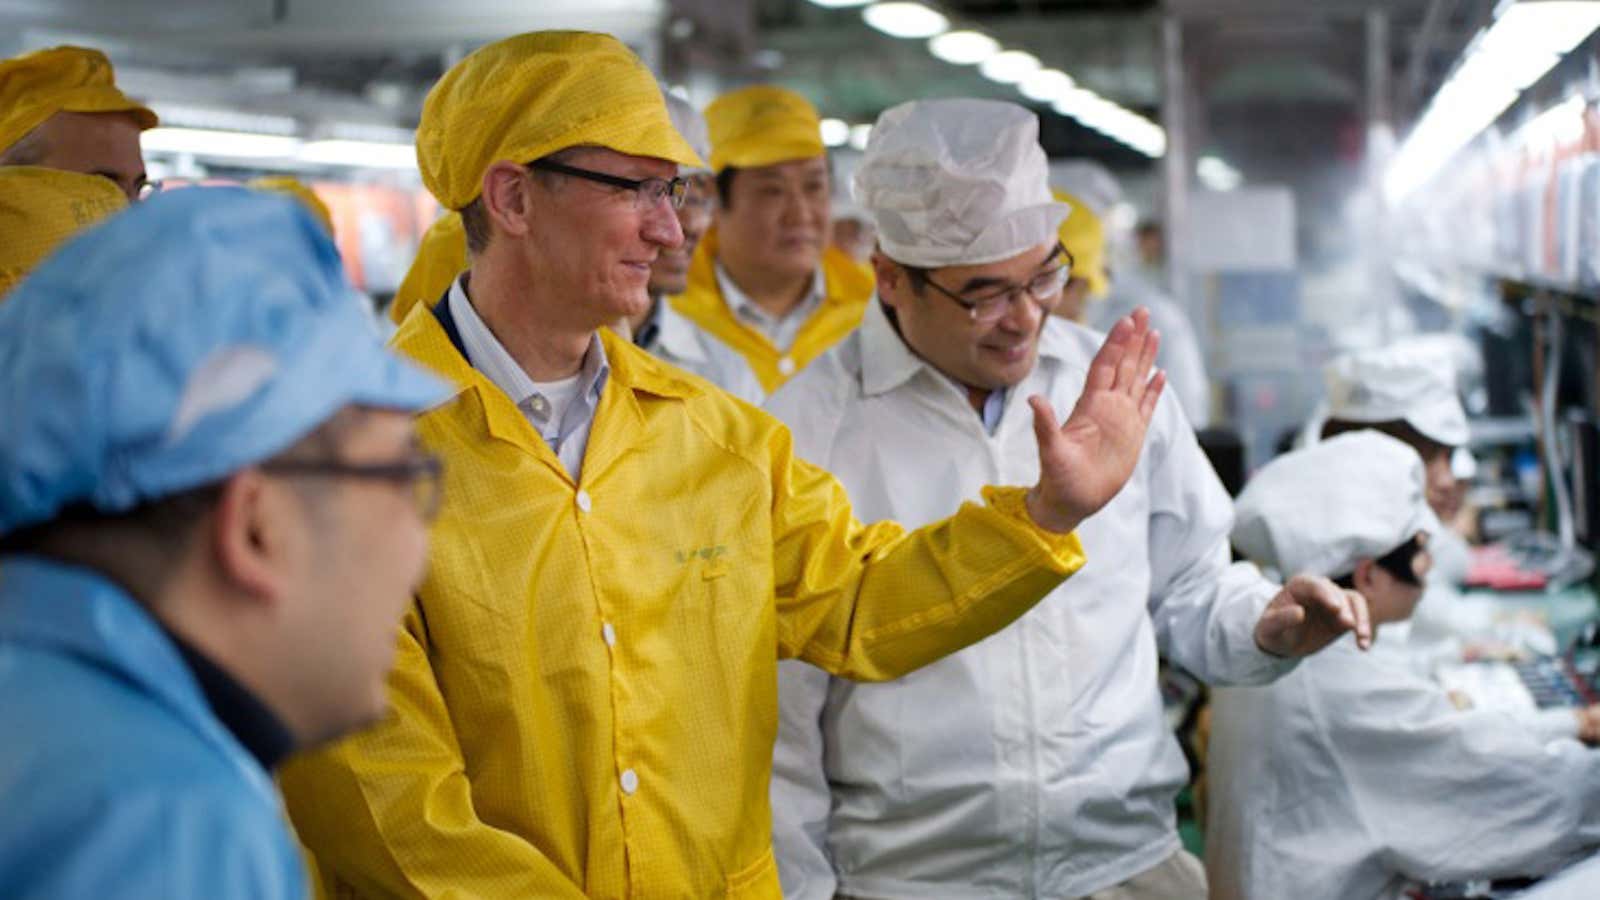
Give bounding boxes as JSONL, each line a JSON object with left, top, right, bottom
{"left": 0, "top": 188, "right": 449, "bottom": 897}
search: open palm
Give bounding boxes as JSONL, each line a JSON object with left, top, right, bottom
{"left": 1025, "top": 308, "right": 1165, "bottom": 534}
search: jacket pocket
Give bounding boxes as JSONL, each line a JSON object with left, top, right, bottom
{"left": 726, "top": 846, "right": 781, "bottom": 899}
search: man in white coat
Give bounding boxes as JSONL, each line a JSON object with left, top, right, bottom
{"left": 626, "top": 92, "right": 764, "bottom": 404}
{"left": 1207, "top": 430, "right": 1600, "bottom": 900}
{"left": 767, "top": 97, "right": 1373, "bottom": 900}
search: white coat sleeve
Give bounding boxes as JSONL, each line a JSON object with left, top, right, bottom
{"left": 1142, "top": 393, "right": 1295, "bottom": 685}
{"left": 1316, "top": 670, "right": 1600, "bottom": 883}
{"left": 769, "top": 660, "right": 839, "bottom": 900}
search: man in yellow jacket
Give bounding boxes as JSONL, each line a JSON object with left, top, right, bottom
{"left": 669, "top": 85, "right": 873, "bottom": 393}
{"left": 0, "top": 45, "right": 157, "bottom": 202}
{"left": 278, "top": 31, "right": 1181, "bottom": 899}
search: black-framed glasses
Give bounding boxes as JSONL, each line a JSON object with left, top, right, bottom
{"left": 527, "top": 159, "right": 687, "bottom": 210}
{"left": 1373, "top": 531, "right": 1431, "bottom": 587}
{"left": 260, "top": 454, "right": 445, "bottom": 522}
{"left": 915, "top": 243, "right": 1075, "bottom": 324}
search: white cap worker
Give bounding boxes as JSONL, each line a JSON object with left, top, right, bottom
{"left": 279, "top": 32, "right": 1167, "bottom": 898}
{"left": 0, "top": 188, "right": 448, "bottom": 896}
{"left": 1207, "top": 431, "right": 1600, "bottom": 900}
{"left": 0, "top": 45, "right": 158, "bottom": 202}
{"left": 668, "top": 84, "right": 875, "bottom": 393}
{"left": 626, "top": 92, "right": 764, "bottom": 404}
{"left": 1311, "top": 340, "right": 1484, "bottom": 660}
{"left": 1050, "top": 183, "right": 1213, "bottom": 429}
{"left": 768, "top": 98, "right": 1372, "bottom": 900}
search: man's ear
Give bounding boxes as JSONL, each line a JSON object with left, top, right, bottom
{"left": 480, "top": 161, "right": 534, "bottom": 241}
{"left": 871, "top": 250, "right": 905, "bottom": 308}
{"left": 209, "top": 469, "right": 293, "bottom": 607}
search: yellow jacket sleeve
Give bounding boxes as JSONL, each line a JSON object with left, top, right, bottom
{"left": 767, "top": 423, "right": 1086, "bottom": 682}
{"left": 278, "top": 605, "right": 587, "bottom": 900}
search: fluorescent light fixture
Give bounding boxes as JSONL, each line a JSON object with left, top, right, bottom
{"left": 1018, "top": 68, "right": 1075, "bottom": 103}
{"left": 979, "top": 50, "right": 1039, "bottom": 84}
{"left": 1049, "top": 88, "right": 1166, "bottom": 158}
{"left": 299, "top": 139, "right": 417, "bottom": 170}
{"left": 1386, "top": 0, "right": 1600, "bottom": 203}
{"left": 147, "top": 103, "right": 298, "bottom": 136}
{"left": 821, "top": 117, "right": 851, "bottom": 147}
{"left": 1198, "top": 155, "right": 1243, "bottom": 191}
{"left": 141, "top": 127, "right": 303, "bottom": 159}
{"left": 849, "top": 123, "right": 873, "bottom": 150}
{"left": 1518, "top": 92, "right": 1587, "bottom": 148}
{"left": 863, "top": 2, "right": 949, "bottom": 39}
{"left": 929, "top": 30, "right": 999, "bottom": 65}
{"left": 808, "top": 0, "right": 872, "bottom": 6}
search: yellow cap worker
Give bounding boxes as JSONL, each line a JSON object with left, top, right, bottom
{"left": 0, "top": 45, "right": 158, "bottom": 202}
{"left": 279, "top": 30, "right": 1165, "bottom": 899}
{"left": 1051, "top": 188, "right": 1111, "bottom": 322}
{"left": 0, "top": 166, "right": 126, "bottom": 297}
{"left": 668, "top": 85, "right": 874, "bottom": 393}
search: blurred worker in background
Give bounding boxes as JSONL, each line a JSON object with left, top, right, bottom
{"left": 627, "top": 91, "right": 763, "bottom": 404}
{"left": 669, "top": 84, "right": 873, "bottom": 394}
{"left": 0, "top": 45, "right": 158, "bottom": 202}
{"left": 0, "top": 188, "right": 448, "bottom": 897}
{"left": 1208, "top": 430, "right": 1600, "bottom": 900}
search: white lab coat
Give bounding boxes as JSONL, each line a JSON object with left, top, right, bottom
{"left": 1205, "top": 635, "right": 1600, "bottom": 900}
{"left": 767, "top": 301, "right": 1290, "bottom": 899}
{"left": 1089, "top": 272, "right": 1210, "bottom": 429}
{"left": 638, "top": 298, "right": 765, "bottom": 405}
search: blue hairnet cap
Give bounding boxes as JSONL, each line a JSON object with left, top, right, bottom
{"left": 0, "top": 187, "right": 450, "bottom": 533}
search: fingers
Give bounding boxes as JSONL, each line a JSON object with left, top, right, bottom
{"left": 1084, "top": 315, "right": 1133, "bottom": 394}
{"left": 1111, "top": 310, "right": 1152, "bottom": 393}
{"left": 1028, "top": 394, "right": 1060, "bottom": 455}
{"left": 1345, "top": 588, "right": 1373, "bottom": 650}
{"left": 1140, "top": 370, "right": 1167, "bottom": 422}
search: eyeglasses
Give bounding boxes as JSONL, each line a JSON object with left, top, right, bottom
{"left": 527, "top": 158, "right": 688, "bottom": 210}
{"left": 260, "top": 453, "right": 445, "bottom": 522}
{"left": 914, "top": 244, "right": 1074, "bottom": 324}
{"left": 1373, "top": 531, "right": 1431, "bottom": 587}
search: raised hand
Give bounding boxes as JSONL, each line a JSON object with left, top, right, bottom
{"left": 1255, "top": 575, "right": 1374, "bottom": 656}
{"left": 1024, "top": 308, "right": 1165, "bottom": 535}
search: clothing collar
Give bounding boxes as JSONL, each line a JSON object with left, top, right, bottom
{"left": 0, "top": 556, "right": 283, "bottom": 790}
{"left": 446, "top": 276, "right": 608, "bottom": 411}
{"left": 713, "top": 260, "right": 825, "bottom": 329}
{"left": 166, "top": 628, "right": 295, "bottom": 771}
{"left": 633, "top": 297, "right": 665, "bottom": 352}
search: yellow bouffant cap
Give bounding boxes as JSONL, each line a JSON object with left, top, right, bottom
{"left": 1053, "top": 189, "right": 1109, "bottom": 299}
{"left": 705, "top": 85, "right": 825, "bottom": 172}
{"left": 249, "top": 176, "right": 334, "bottom": 236}
{"left": 416, "top": 31, "right": 704, "bottom": 211}
{"left": 0, "top": 166, "right": 127, "bottom": 297}
{"left": 390, "top": 212, "right": 467, "bottom": 324}
{"left": 0, "top": 46, "right": 157, "bottom": 154}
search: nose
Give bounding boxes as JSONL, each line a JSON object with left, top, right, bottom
{"left": 643, "top": 197, "right": 685, "bottom": 249}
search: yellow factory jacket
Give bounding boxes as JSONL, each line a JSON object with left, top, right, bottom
{"left": 279, "top": 297, "right": 1085, "bottom": 899}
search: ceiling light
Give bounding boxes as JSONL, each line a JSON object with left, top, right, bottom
{"left": 807, "top": 0, "right": 873, "bottom": 6}
{"left": 863, "top": 2, "right": 949, "bottom": 39}
{"left": 929, "top": 30, "right": 999, "bottom": 65}
{"left": 979, "top": 50, "right": 1039, "bottom": 84}
{"left": 1386, "top": 0, "right": 1600, "bottom": 203}
{"left": 821, "top": 118, "right": 851, "bottom": 147}
{"left": 1018, "top": 68, "right": 1075, "bottom": 103}
{"left": 141, "top": 127, "right": 303, "bottom": 159}
{"left": 299, "top": 140, "right": 417, "bottom": 170}
{"left": 849, "top": 123, "right": 873, "bottom": 150}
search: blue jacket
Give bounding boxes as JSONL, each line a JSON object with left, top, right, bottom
{"left": 0, "top": 556, "right": 309, "bottom": 899}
